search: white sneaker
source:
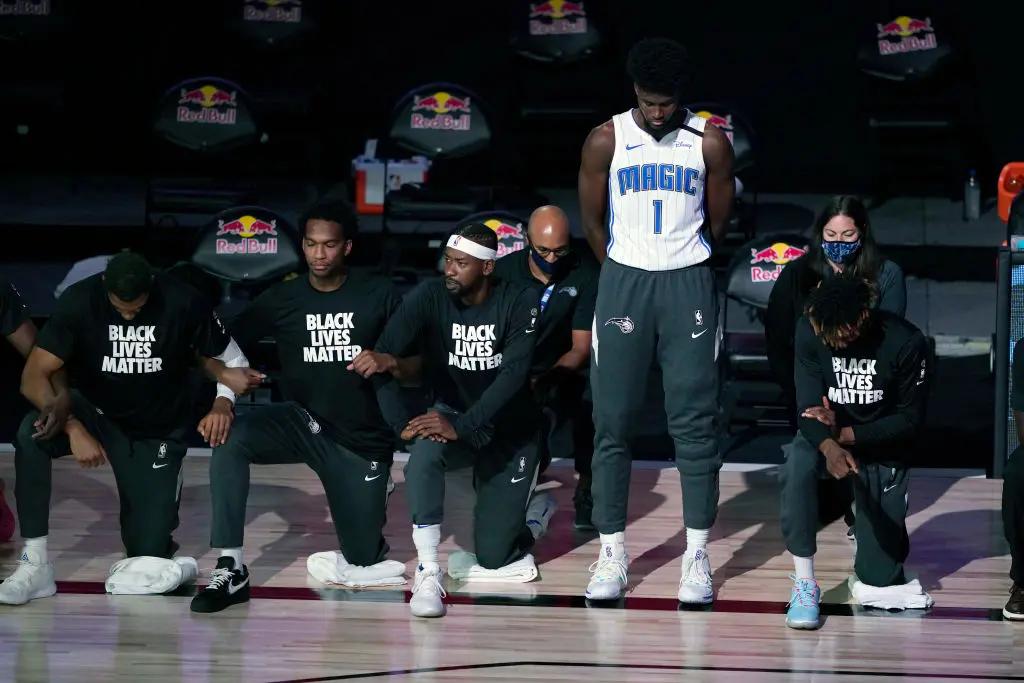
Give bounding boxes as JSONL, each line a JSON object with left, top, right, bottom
{"left": 585, "top": 553, "right": 628, "bottom": 601}
{"left": 525, "top": 492, "right": 557, "bottom": 540}
{"left": 677, "top": 548, "right": 714, "bottom": 604}
{"left": 0, "top": 548, "right": 57, "bottom": 605}
{"left": 410, "top": 565, "right": 446, "bottom": 618}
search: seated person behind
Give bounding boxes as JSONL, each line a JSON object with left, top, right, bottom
{"left": 491, "top": 205, "right": 599, "bottom": 530}
{"left": 780, "top": 274, "right": 929, "bottom": 630}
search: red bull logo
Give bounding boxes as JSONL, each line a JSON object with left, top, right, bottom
{"left": 243, "top": 0, "right": 302, "bottom": 23}
{"left": 484, "top": 219, "right": 526, "bottom": 257}
{"left": 876, "top": 16, "right": 937, "bottom": 56}
{"left": 749, "top": 242, "right": 806, "bottom": 282}
{"left": 410, "top": 91, "right": 472, "bottom": 132}
{"left": 177, "top": 85, "right": 238, "bottom": 125}
{"left": 694, "top": 110, "right": 735, "bottom": 144}
{"left": 0, "top": 0, "right": 50, "bottom": 16}
{"left": 529, "top": 0, "right": 588, "bottom": 36}
{"left": 215, "top": 215, "right": 279, "bottom": 255}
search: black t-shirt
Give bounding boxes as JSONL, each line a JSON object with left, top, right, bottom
{"left": 230, "top": 272, "right": 401, "bottom": 460}
{"left": 795, "top": 310, "right": 929, "bottom": 457}
{"left": 374, "top": 277, "right": 540, "bottom": 450}
{"left": 0, "top": 281, "right": 29, "bottom": 337}
{"left": 36, "top": 273, "right": 232, "bottom": 439}
{"left": 492, "top": 249, "right": 599, "bottom": 372}
{"left": 1012, "top": 340, "right": 1024, "bottom": 412}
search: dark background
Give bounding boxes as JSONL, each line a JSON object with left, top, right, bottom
{"left": 0, "top": 0, "right": 1015, "bottom": 469}
{"left": 1, "top": 0, "right": 1019, "bottom": 195}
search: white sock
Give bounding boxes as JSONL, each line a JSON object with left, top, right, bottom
{"left": 685, "top": 528, "right": 710, "bottom": 554}
{"left": 218, "top": 548, "right": 243, "bottom": 569}
{"left": 598, "top": 531, "right": 626, "bottom": 561}
{"left": 412, "top": 524, "right": 441, "bottom": 570}
{"left": 23, "top": 537, "right": 48, "bottom": 564}
{"left": 793, "top": 555, "right": 815, "bottom": 580}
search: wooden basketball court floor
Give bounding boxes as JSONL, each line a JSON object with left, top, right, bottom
{"left": 0, "top": 449, "right": 1020, "bottom": 683}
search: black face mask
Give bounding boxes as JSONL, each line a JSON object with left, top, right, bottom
{"left": 530, "top": 246, "right": 569, "bottom": 277}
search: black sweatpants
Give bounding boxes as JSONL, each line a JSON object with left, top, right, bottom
{"left": 1002, "top": 446, "right": 1024, "bottom": 585}
{"left": 404, "top": 407, "right": 540, "bottom": 570}
{"left": 209, "top": 402, "right": 391, "bottom": 567}
{"left": 14, "top": 392, "right": 185, "bottom": 558}
{"left": 537, "top": 372, "right": 594, "bottom": 478}
{"left": 590, "top": 259, "right": 721, "bottom": 532}
{"left": 780, "top": 432, "right": 910, "bottom": 587}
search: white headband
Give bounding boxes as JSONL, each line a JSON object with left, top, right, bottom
{"left": 447, "top": 234, "right": 497, "bottom": 260}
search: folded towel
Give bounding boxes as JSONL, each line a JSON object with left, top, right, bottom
{"left": 306, "top": 551, "right": 406, "bottom": 587}
{"left": 848, "top": 576, "right": 934, "bottom": 610}
{"left": 446, "top": 551, "right": 538, "bottom": 583}
{"left": 105, "top": 556, "right": 199, "bottom": 595}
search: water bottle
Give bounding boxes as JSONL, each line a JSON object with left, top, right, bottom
{"left": 963, "top": 169, "right": 981, "bottom": 221}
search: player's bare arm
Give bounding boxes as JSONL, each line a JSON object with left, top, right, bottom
{"left": 578, "top": 121, "right": 616, "bottom": 264}
{"left": 701, "top": 123, "right": 735, "bottom": 245}
{"left": 6, "top": 319, "right": 37, "bottom": 358}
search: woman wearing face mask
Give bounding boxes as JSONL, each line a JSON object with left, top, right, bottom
{"left": 766, "top": 195, "right": 906, "bottom": 422}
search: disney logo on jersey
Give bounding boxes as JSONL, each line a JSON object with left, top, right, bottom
{"left": 604, "top": 316, "right": 635, "bottom": 334}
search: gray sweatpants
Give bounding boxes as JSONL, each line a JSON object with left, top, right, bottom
{"left": 404, "top": 405, "right": 541, "bottom": 570}
{"left": 590, "top": 258, "right": 722, "bottom": 532}
{"left": 780, "top": 432, "right": 910, "bottom": 587}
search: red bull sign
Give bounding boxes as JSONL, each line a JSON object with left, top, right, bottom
{"left": 694, "top": 110, "right": 734, "bottom": 144}
{"left": 0, "top": 0, "right": 50, "bottom": 16}
{"left": 529, "top": 0, "right": 588, "bottom": 36}
{"left": 177, "top": 85, "right": 238, "bottom": 125}
{"left": 410, "top": 91, "right": 472, "bottom": 132}
{"left": 215, "top": 215, "right": 279, "bottom": 254}
{"left": 484, "top": 218, "right": 526, "bottom": 258}
{"left": 243, "top": 0, "right": 302, "bottom": 22}
{"left": 876, "top": 16, "right": 937, "bottom": 56}
{"left": 749, "top": 242, "right": 806, "bottom": 282}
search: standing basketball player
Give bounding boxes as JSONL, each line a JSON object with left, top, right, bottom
{"left": 578, "top": 37, "right": 735, "bottom": 603}
{"left": 0, "top": 252, "right": 243, "bottom": 605}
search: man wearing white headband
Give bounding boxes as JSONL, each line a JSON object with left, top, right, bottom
{"left": 364, "top": 222, "right": 542, "bottom": 619}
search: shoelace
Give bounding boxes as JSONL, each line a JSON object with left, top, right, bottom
{"left": 682, "top": 554, "right": 712, "bottom": 587}
{"left": 414, "top": 571, "right": 447, "bottom": 598}
{"left": 588, "top": 557, "right": 627, "bottom": 585}
{"left": 206, "top": 568, "right": 234, "bottom": 591}
{"left": 789, "top": 574, "right": 818, "bottom": 607}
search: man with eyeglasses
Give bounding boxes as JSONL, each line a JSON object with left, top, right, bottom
{"left": 492, "top": 205, "right": 600, "bottom": 529}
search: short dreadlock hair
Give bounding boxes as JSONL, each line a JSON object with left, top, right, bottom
{"left": 805, "top": 273, "right": 878, "bottom": 347}
{"left": 104, "top": 250, "right": 153, "bottom": 302}
{"left": 453, "top": 222, "right": 498, "bottom": 252}
{"left": 626, "top": 38, "right": 693, "bottom": 96}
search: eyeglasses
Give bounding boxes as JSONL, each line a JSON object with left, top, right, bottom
{"left": 531, "top": 245, "right": 571, "bottom": 259}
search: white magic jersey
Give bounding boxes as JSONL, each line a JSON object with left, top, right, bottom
{"left": 606, "top": 109, "right": 711, "bottom": 271}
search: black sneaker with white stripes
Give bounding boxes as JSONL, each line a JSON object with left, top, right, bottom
{"left": 190, "top": 556, "right": 250, "bottom": 613}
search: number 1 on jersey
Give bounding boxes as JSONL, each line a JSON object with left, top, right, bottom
{"left": 652, "top": 200, "right": 663, "bottom": 234}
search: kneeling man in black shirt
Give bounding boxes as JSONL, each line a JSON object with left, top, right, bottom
{"left": 1, "top": 252, "right": 242, "bottom": 605}
{"left": 781, "top": 274, "right": 930, "bottom": 630}
{"left": 191, "top": 201, "right": 416, "bottom": 613}
{"left": 365, "top": 222, "right": 542, "bottom": 619}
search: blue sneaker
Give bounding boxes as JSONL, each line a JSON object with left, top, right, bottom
{"left": 786, "top": 574, "right": 821, "bottom": 629}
